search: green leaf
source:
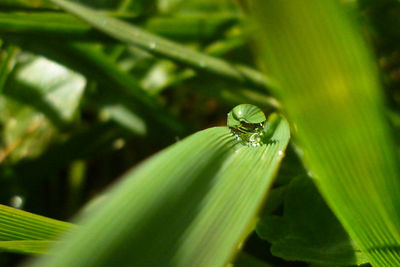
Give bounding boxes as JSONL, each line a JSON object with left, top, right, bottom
{"left": 157, "top": 0, "right": 239, "bottom": 15}
{"left": 31, "top": 113, "right": 290, "bottom": 267}
{"left": 0, "top": 204, "right": 73, "bottom": 255}
{"left": 234, "top": 252, "right": 274, "bottom": 267}
{"left": 9, "top": 56, "right": 86, "bottom": 123}
{"left": 0, "top": 12, "right": 238, "bottom": 42}
{"left": 0, "top": 240, "right": 54, "bottom": 255}
{"left": 247, "top": 0, "right": 400, "bottom": 265}
{"left": 12, "top": 40, "right": 187, "bottom": 137}
{"left": 0, "top": 45, "right": 18, "bottom": 93}
{"left": 257, "top": 176, "right": 368, "bottom": 266}
{"left": 0, "top": 204, "right": 74, "bottom": 241}
{"left": 49, "top": 0, "right": 272, "bottom": 91}
{"left": 0, "top": 0, "right": 56, "bottom": 9}
{"left": 0, "top": 56, "right": 86, "bottom": 162}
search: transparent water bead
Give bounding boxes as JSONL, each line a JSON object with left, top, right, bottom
{"left": 227, "top": 104, "right": 267, "bottom": 146}
{"left": 149, "top": 42, "right": 157, "bottom": 49}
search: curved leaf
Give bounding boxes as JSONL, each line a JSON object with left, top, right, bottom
{"left": 31, "top": 114, "right": 290, "bottom": 267}
{"left": 247, "top": 0, "right": 400, "bottom": 265}
{"left": 0, "top": 204, "right": 74, "bottom": 241}
{"left": 49, "top": 0, "right": 273, "bottom": 91}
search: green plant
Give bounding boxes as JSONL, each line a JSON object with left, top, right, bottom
{"left": 0, "top": 0, "right": 400, "bottom": 266}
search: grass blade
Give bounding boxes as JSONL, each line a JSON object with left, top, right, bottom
{"left": 0, "top": 44, "right": 17, "bottom": 93}
{"left": 0, "top": 204, "right": 74, "bottom": 241}
{"left": 0, "top": 0, "right": 56, "bottom": 9}
{"left": 31, "top": 114, "right": 290, "bottom": 267}
{"left": 49, "top": 0, "right": 273, "bottom": 91}
{"left": 0, "top": 12, "right": 237, "bottom": 42}
{"left": 0, "top": 240, "right": 54, "bottom": 255}
{"left": 247, "top": 0, "right": 400, "bottom": 265}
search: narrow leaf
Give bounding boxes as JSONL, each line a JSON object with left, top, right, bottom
{"left": 0, "top": 12, "right": 237, "bottom": 42}
{"left": 0, "top": 45, "right": 17, "bottom": 93}
{"left": 0, "top": 204, "right": 74, "bottom": 241}
{"left": 0, "top": 240, "right": 54, "bottom": 255}
{"left": 0, "top": 0, "right": 56, "bottom": 9}
{"left": 31, "top": 114, "right": 290, "bottom": 267}
{"left": 49, "top": 0, "right": 272, "bottom": 91}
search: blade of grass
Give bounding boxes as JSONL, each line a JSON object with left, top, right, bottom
{"left": 49, "top": 0, "right": 274, "bottom": 91}
{"left": 31, "top": 114, "right": 290, "bottom": 267}
{"left": 0, "top": 204, "right": 74, "bottom": 241}
{"left": 0, "top": 240, "right": 54, "bottom": 255}
{"left": 0, "top": 12, "right": 238, "bottom": 42}
{"left": 247, "top": 0, "right": 400, "bottom": 266}
{"left": 0, "top": 44, "right": 18, "bottom": 93}
{"left": 0, "top": 0, "right": 56, "bottom": 9}
{"left": 62, "top": 42, "right": 187, "bottom": 136}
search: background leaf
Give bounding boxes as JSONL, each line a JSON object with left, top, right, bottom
{"left": 49, "top": 0, "right": 272, "bottom": 91}
{"left": 257, "top": 176, "right": 368, "bottom": 266}
{"left": 246, "top": 0, "right": 400, "bottom": 265}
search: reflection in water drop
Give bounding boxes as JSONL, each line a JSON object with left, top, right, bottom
{"left": 227, "top": 104, "right": 266, "bottom": 146}
{"left": 227, "top": 104, "right": 282, "bottom": 147}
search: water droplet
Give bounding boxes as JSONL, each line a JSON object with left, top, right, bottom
{"left": 10, "top": 195, "right": 24, "bottom": 209}
{"left": 278, "top": 150, "right": 283, "bottom": 156}
{"left": 227, "top": 104, "right": 267, "bottom": 147}
{"left": 8, "top": 118, "right": 17, "bottom": 128}
{"left": 112, "top": 138, "right": 125, "bottom": 150}
{"left": 149, "top": 42, "right": 157, "bottom": 49}
{"left": 99, "top": 110, "right": 110, "bottom": 121}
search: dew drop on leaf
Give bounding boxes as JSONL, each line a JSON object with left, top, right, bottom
{"left": 227, "top": 104, "right": 267, "bottom": 146}
{"left": 149, "top": 42, "right": 157, "bottom": 49}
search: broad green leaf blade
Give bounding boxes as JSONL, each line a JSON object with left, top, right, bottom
{"left": 31, "top": 116, "right": 290, "bottom": 267}
{"left": 247, "top": 0, "right": 400, "bottom": 265}
{"left": 257, "top": 176, "right": 368, "bottom": 266}
{"left": 0, "top": 240, "right": 54, "bottom": 255}
{"left": 0, "top": 204, "right": 74, "bottom": 241}
{"left": 49, "top": 0, "right": 272, "bottom": 91}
